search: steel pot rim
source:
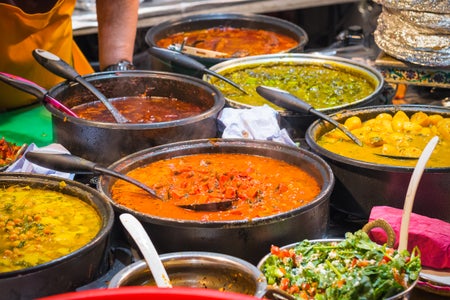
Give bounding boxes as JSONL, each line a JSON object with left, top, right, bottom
{"left": 46, "top": 70, "right": 225, "bottom": 129}
{"left": 206, "top": 53, "right": 385, "bottom": 114}
{"left": 305, "top": 104, "right": 450, "bottom": 172}
{"left": 145, "top": 12, "right": 309, "bottom": 65}
{"left": 0, "top": 172, "right": 114, "bottom": 278}
{"left": 98, "top": 138, "right": 334, "bottom": 227}
{"left": 108, "top": 250, "right": 268, "bottom": 298}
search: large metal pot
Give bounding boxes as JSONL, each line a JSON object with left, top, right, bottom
{"left": 0, "top": 173, "right": 114, "bottom": 300}
{"left": 305, "top": 104, "right": 450, "bottom": 222}
{"left": 98, "top": 139, "right": 334, "bottom": 264}
{"left": 108, "top": 251, "right": 267, "bottom": 298}
{"left": 145, "top": 13, "right": 308, "bottom": 74}
{"left": 206, "top": 53, "right": 390, "bottom": 139}
{"left": 46, "top": 71, "right": 225, "bottom": 165}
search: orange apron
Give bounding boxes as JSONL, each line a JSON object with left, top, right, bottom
{"left": 0, "top": 0, "right": 93, "bottom": 111}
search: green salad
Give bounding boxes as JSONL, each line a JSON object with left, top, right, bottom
{"left": 260, "top": 230, "right": 421, "bottom": 300}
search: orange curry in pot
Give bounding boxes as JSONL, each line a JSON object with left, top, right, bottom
{"left": 111, "top": 153, "right": 321, "bottom": 221}
{"left": 156, "top": 27, "right": 299, "bottom": 58}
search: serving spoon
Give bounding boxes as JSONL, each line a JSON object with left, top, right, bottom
{"left": 256, "top": 85, "right": 363, "bottom": 146}
{"left": 398, "top": 136, "right": 439, "bottom": 252}
{"left": 24, "top": 152, "right": 235, "bottom": 212}
{"left": 119, "top": 213, "right": 172, "bottom": 288}
{"left": 0, "top": 72, "right": 78, "bottom": 118}
{"left": 148, "top": 46, "right": 248, "bottom": 95}
{"left": 32, "top": 49, "right": 129, "bottom": 123}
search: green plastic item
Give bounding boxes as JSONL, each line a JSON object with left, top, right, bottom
{"left": 0, "top": 104, "right": 53, "bottom": 147}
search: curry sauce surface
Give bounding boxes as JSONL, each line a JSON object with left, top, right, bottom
{"left": 112, "top": 153, "right": 321, "bottom": 221}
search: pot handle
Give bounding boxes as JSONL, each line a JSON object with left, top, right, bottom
{"left": 362, "top": 218, "right": 396, "bottom": 248}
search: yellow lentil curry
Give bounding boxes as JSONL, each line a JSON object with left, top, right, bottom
{"left": 210, "top": 62, "right": 377, "bottom": 110}
{"left": 0, "top": 184, "right": 101, "bottom": 273}
{"left": 317, "top": 110, "right": 450, "bottom": 167}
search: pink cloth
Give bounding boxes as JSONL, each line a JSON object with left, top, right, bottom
{"left": 369, "top": 206, "right": 450, "bottom": 269}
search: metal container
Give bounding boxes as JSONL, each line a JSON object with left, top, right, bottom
{"left": 207, "top": 53, "right": 390, "bottom": 139}
{"left": 46, "top": 71, "right": 225, "bottom": 165}
{"left": 97, "top": 138, "right": 334, "bottom": 264}
{"left": 145, "top": 13, "right": 308, "bottom": 75}
{"left": 0, "top": 173, "right": 114, "bottom": 300}
{"left": 108, "top": 251, "right": 267, "bottom": 298}
{"left": 305, "top": 105, "right": 450, "bottom": 222}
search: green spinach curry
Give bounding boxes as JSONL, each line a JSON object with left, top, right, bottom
{"left": 210, "top": 62, "right": 377, "bottom": 110}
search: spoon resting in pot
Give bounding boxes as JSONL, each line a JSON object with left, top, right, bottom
{"left": 0, "top": 72, "right": 78, "bottom": 118}
{"left": 148, "top": 46, "right": 248, "bottom": 95}
{"left": 398, "top": 136, "right": 439, "bottom": 252}
{"left": 24, "top": 152, "right": 234, "bottom": 212}
{"left": 32, "top": 49, "right": 129, "bottom": 123}
{"left": 120, "top": 213, "right": 172, "bottom": 288}
{"left": 256, "top": 85, "right": 363, "bottom": 147}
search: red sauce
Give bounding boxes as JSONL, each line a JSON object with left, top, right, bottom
{"left": 156, "top": 27, "right": 299, "bottom": 58}
{"left": 71, "top": 96, "right": 206, "bottom": 123}
{"left": 111, "top": 153, "right": 321, "bottom": 222}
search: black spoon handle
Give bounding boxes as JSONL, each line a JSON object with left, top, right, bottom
{"left": 32, "top": 49, "right": 80, "bottom": 80}
{"left": 25, "top": 152, "right": 97, "bottom": 174}
{"left": 25, "top": 152, "right": 162, "bottom": 199}
{"left": 148, "top": 46, "right": 207, "bottom": 72}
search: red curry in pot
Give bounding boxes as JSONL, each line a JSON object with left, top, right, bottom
{"left": 71, "top": 96, "right": 206, "bottom": 123}
{"left": 111, "top": 153, "right": 321, "bottom": 221}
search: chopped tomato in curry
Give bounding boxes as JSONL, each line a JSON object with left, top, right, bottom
{"left": 111, "top": 153, "right": 321, "bottom": 221}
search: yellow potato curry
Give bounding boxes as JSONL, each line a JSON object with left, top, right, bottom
{"left": 0, "top": 185, "right": 101, "bottom": 273}
{"left": 317, "top": 111, "right": 450, "bottom": 167}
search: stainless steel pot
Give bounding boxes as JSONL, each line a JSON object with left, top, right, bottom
{"left": 108, "top": 251, "right": 267, "bottom": 297}
{"left": 145, "top": 13, "right": 308, "bottom": 74}
{"left": 305, "top": 104, "right": 450, "bottom": 222}
{"left": 46, "top": 71, "right": 225, "bottom": 165}
{"left": 206, "top": 53, "right": 390, "bottom": 139}
{"left": 0, "top": 173, "right": 114, "bottom": 300}
{"left": 97, "top": 138, "right": 334, "bottom": 264}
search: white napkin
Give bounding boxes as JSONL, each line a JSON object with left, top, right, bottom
{"left": 6, "top": 143, "right": 74, "bottom": 180}
{"left": 218, "top": 105, "right": 297, "bottom": 147}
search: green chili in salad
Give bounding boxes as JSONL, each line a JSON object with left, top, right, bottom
{"left": 260, "top": 230, "right": 421, "bottom": 300}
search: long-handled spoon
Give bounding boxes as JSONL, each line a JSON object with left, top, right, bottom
{"left": 119, "top": 213, "right": 172, "bottom": 288}
{"left": 24, "top": 151, "right": 234, "bottom": 212}
{"left": 32, "top": 48, "right": 129, "bottom": 123}
{"left": 398, "top": 136, "right": 439, "bottom": 252}
{"left": 256, "top": 85, "right": 363, "bottom": 146}
{"left": 24, "top": 152, "right": 162, "bottom": 200}
{"left": 148, "top": 46, "right": 248, "bottom": 95}
{"left": 0, "top": 72, "right": 78, "bottom": 118}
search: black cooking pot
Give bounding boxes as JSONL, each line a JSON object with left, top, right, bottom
{"left": 0, "top": 173, "right": 114, "bottom": 300}
{"left": 97, "top": 138, "right": 334, "bottom": 264}
{"left": 207, "top": 53, "right": 391, "bottom": 139}
{"left": 46, "top": 71, "right": 225, "bottom": 165}
{"left": 145, "top": 13, "right": 308, "bottom": 76}
{"left": 305, "top": 104, "right": 450, "bottom": 222}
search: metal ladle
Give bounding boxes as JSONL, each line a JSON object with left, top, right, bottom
{"left": 24, "top": 152, "right": 235, "bottom": 212}
{"left": 32, "top": 49, "right": 129, "bottom": 123}
{"left": 0, "top": 72, "right": 78, "bottom": 118}
{"left": 256, "top": 85, "right": 363, "bottom": 146}
{"left": 148, "top": 46, "right": 248, "bottom": 95}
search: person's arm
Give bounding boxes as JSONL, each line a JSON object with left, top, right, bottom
{"left": 96, "top": 0, "right": 140, "bottom": 71}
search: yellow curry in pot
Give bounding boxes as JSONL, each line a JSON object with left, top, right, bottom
{"left": 317, "top": 110, "right": 450, "bottom": 167}
{"left": 0, "top": 184, "right": 101, "bottom": 273}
